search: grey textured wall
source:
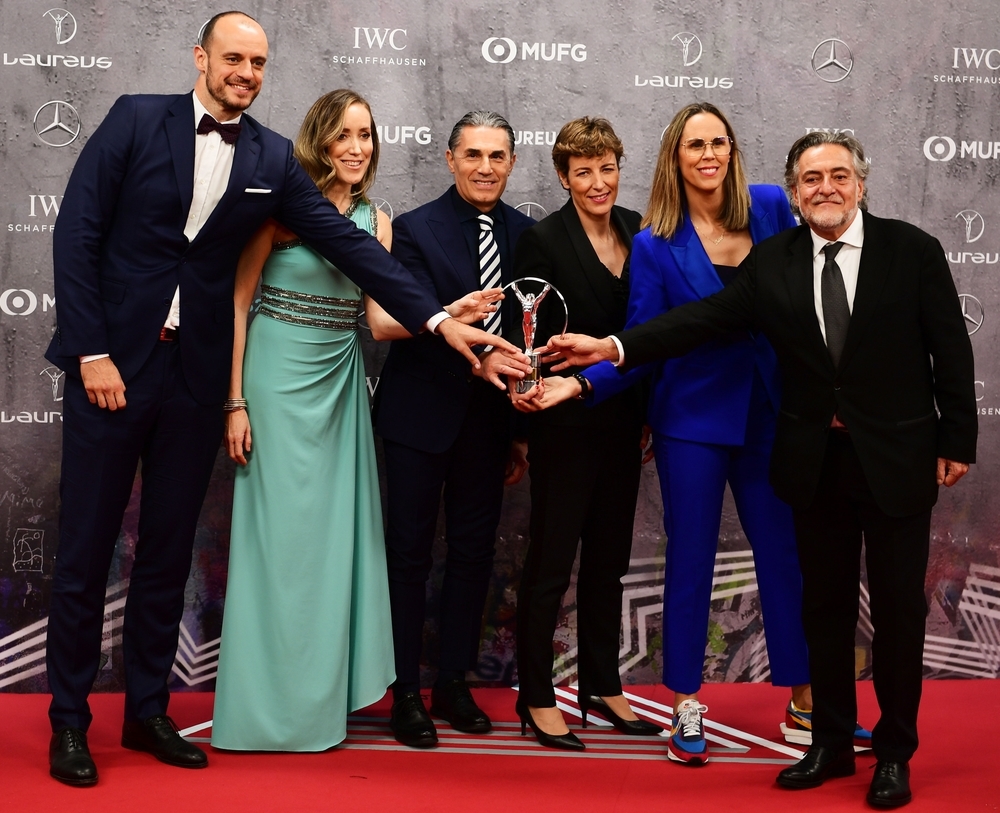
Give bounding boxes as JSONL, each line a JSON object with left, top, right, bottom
{"left": 1, "top": 0, "right": 998, "bottom": 692}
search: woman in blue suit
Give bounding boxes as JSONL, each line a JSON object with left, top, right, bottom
{"left": 540, "top": 103, "right": 869, "bottom": 764}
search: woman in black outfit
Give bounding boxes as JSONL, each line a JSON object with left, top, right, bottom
{"left": 511, "top": 118, "right": 660, "bottom": 750}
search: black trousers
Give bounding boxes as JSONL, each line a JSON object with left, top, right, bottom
{"left": 47, "top": 342, "right": 223, "bottom": 731}
{"left": 793, "top": 431, "right": 931, "bottom": 763}
{"left": 382, "top": 381, "right": 510, "bottom": 692}
{"left": 516, "top": 418, "right": 641, "bottom": 707}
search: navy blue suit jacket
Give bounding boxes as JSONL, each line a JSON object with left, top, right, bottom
{"left": 587, "top": 185, "right": 796, "bottom": 444}
{"left": 47, "top": 93, "right": 441, "bottom": 404}
{"left": 373, "top": 188, "right": 534, "bottom": 454}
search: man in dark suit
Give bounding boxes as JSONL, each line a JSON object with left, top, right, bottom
{"left": 44, "top": 12, "right": 512, "bottom": 786}
{"left": 545, "top": 132, "right": 976, "bottom": 808}
{"left": 372, "top": 111, "right": 534, "bottom": 748}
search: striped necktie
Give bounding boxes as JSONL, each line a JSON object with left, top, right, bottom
{"left": 478, "top": 214, "right": 502, "bottom": 335}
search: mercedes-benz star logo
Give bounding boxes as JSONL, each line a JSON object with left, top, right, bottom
{"left": 33, "top": 100, "right": 81, "bottom": 147}
{"left": 811, "top": 38, "right": 854, "bottom": 82}
{"left": 43, "top": 8, "right": 77, "bottom": 45}
{"left": 959, "top": 294, "right": 984, "bottom": 336}
{"left": 516, "top": 202, "right": 549, "bottom": 220}
{"left": 955, "top": 210, "right": 985, "bottom": 244}
{"left": 671, "top": 32, "right": 702, "bottom": 66}
{"left": 370, "top": 197, "right": 394, "bottom": 221}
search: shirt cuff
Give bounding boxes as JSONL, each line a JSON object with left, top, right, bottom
{"left": 426, "top": 311, "right": 451, "bottom": 334}
{"left": 609, "top": 335, "right": 625, "bottom": 367}
{"left": 79, "top": 354, "right": 110, "bottom": 364}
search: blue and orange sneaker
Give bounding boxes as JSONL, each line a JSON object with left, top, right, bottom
{"left": 780, "top": 701, "right": 873, "bottom": 750}
{"left": 667, "top": 699, "right": 709, "bottom": 765}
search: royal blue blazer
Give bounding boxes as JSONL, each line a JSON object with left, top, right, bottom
{"left": 587, "top": 185, "right": 796, "bottom": 445}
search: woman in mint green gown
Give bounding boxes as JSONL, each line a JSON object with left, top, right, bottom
{"left": 212, "top": 90, "right": 399, "bottom": 752}
{"left": 212, "top": 90, "right": 500, "bottom": 751}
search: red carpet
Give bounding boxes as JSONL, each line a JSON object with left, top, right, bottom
{"left": 3, "top": 681, "right": 998, "bottom": 812}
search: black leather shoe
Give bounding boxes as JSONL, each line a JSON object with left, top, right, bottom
{"left": 121, "top": 715, "right": 208, "bottom": 768}
{"left": 579, "top": 694, "right": 663, "bottom": 736}
{"left": 430, "top": 680, "right": 491, "bottom": 733}
{"left": 390, "top": 692, "right": 438, "bottom": 748}
{"left": 49, "top": 727, "right": 98, "bottom": 786}
{"left": 867, "top": 761, "right": 912, "bottom": 808}
{"left": 776, "top": 744, "right": 855, "bottom": 789}
{"left": 515, "top": 698, "right": 585, "bottom": 751}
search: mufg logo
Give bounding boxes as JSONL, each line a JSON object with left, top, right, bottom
{"left": 924, "top": 136, "right": 1000, "bottom": 161}
{"left": 481, "top": 37, "right": 587, "bottom": 63}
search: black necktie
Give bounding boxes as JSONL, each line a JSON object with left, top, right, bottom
{"left": 821, "top": 241, "right": 850, "bottom": 367}
{"left": 196, "top": 113, "right": 241, "bottom": 145}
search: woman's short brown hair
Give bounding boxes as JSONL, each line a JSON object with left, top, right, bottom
{"left": 551, "top": 117, "right": 624, "bottom": 178}
{"left": 294, "top": 89, "right": 380, "bottom": 201}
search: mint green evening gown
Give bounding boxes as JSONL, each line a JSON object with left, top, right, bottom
{"left": 212, "top": 202, "right": 394, "bottom": 750}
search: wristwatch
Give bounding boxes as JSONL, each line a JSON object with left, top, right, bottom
{"left": 571, "top": 373, "right": 590, "bottom": 400}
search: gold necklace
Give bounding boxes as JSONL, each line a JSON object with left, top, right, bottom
{"left": 693, "top": 222, "right": 727, "bottom": 245}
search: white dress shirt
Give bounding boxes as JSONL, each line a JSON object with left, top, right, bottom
{"left": 810, "top": 208, "right": 865, "bottom": 346}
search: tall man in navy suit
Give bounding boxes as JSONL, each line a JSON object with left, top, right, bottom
{"left": 545, "top": 132, "right": 976, "bottom": 808}
{"left": 44, "top": 12, "right": 512, "bottom": 786}
{"left": 372, "top": 111, "right": 534, "bottom": 748}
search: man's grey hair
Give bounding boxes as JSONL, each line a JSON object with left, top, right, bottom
{"left": 784, "top": 130, "right": 870, "bottom": 215}
{"left": 448, "top": 111, "right": 516, "bottom": 157}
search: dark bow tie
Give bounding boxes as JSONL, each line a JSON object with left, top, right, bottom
{"left": 197, "top": 113, "right": 241, "bottom": 145}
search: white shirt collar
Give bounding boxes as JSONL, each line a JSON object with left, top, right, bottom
{"left": 809, "top": 207, "right": 865, "bottom": 259}
{"left": 191, "top": 90, "right": 242, "bottom": 128}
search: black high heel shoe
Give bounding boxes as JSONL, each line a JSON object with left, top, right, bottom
{"left": 578, "top": 694, "right": 664, "bottom": 736}
{"left": 515, "top": 698, "right": 585, "bottom": 751}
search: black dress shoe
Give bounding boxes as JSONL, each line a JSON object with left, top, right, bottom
{"left": 430, "top": 680, "right": 491, "bottom": 733}
{"left": 867, "top": 761, "right": 912, "bottom": 808}
{"left": 515, "top": 698, "right": 585, "bottom": 751}
{"left": 776, "top": 744, "right": 855, "bottom": 789}
{"left": 121, "top": 715, "right": 208, "bottom": 768}
{"left": 50, "top": 727, "right": 98, "bottom": 786}
{"left": 578, "top": 694, "right": 663, "bottom": 736}
{"left": 390, "top": 692, "right": 438, "bottom": 748}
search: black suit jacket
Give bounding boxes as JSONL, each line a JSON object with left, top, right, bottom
{"left": 373, "top": 187, "right": 534, "bottom": 453}
{"left": 619, "top": 211, "right": 977, "bottom": 516}
{"left": 47, "top": 93, "right": 441, "bottom": 404}
{"left": 514, "top": 200, "right": 645, "bottom": 429}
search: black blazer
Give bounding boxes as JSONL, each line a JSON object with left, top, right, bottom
{"left": 619, "top": 211, "right": 977, "bottom": 516}
{"left": 373, "top": 188, "right": 534, "bottom": 454}
{"left": 47, "top": 93, "right": 441, "bottom": 404}
{"left": 514, "top": 200, "right": 644, "bottom": 429}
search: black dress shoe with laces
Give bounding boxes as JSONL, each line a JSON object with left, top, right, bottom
{"left": 867, "top": 760, "right": 912, "bottom": 808}
{"left": 49, "top": 727, "right": 98, "bottom": 786}
{"left": 430, "top": 680, "right": 491, "bottom": 733}
{"left": 776, "top": 744, "right": 855, "bottom": 789}
{"left": 121, "top": 715, "right": 208, "bottom": 768}
{"left": 390, "top": 692, "right": 438, "bottom": 748}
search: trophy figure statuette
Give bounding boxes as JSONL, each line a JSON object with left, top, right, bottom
{"left": 503, "top": 277, "right": 569, "bottom": 394}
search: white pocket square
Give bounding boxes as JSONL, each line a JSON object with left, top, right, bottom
{"left": 244, "top": 188, "right": 272, "bottom": 194}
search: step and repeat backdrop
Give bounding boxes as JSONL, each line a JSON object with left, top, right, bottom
{"left": 1, "top": 1, "right": 998, "bottom": 693}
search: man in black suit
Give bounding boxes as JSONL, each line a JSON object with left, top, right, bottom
{"left": 546, "top": 132, "right": 976, "bottom": 808}
{"left": 373, "top": 111, "right": 534, "bottom": 747}
{"left": 44, "top": 13, "right": 512, "bottom": 786}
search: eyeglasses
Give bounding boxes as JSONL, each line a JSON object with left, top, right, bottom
{"left": 680, "top": 136, "right": 733, "bottom": 156}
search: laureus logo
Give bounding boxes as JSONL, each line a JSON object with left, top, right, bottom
{"left": 43, "top": 8, "right": 76, "bottom": 45}
{"left": 955, "top": 210, "right": 985, "bottom": 244}
{"left": 671, "top": 32, "right": 702, "bottom": 66}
